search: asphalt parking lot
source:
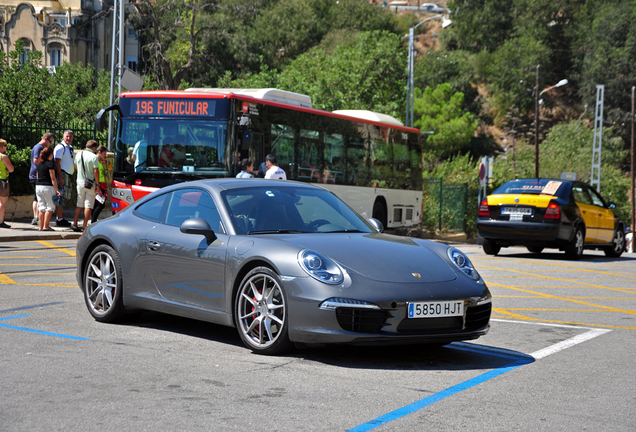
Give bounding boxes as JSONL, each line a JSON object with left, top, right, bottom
{"left": 1, "top": 238, "right": 635, "bottom": 431}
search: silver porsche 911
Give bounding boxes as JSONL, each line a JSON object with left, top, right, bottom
{"left": 76, "top": 179, "right": 491, "bottom": 355}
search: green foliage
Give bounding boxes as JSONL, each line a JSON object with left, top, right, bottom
{"left": 0, "top": 41, "right": 56, "bottom": 125}
{"left": 414, "top": 84, "right": 478, "bottom": 159}
{"left": 445, "top": 0, "right": 515, "bottom": 52}
{"left": 0, "top": 42, "right": 109, "bottom": 127}
{"left": 233, "top": 30, "right": 405, "bottom": 117}
{"left": 413, "top": 50, "right": 480, "bottom": 115}
{"left": 487, "top": 36, "right": 551, "bottom": 117}
{"left": 572, "top": 0, "right": 636, "bottom": 140}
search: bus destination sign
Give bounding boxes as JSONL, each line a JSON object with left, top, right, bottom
{"left": 128, "top": 98, "right": 216, "bottom": 117}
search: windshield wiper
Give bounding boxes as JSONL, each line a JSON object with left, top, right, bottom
{"left": 247, "top": 230, "right": 303, "bottom": 235}
{"left": 321, "top": 229, "right": 364, "bottom": 233}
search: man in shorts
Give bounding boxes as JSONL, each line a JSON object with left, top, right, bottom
{"left": 29, "top": 133, "right": 54, "bottom": 225}
{"left": 53, "top": 130, "right": 75, "bottom": 227}
{"left": 72, "top": 140, "right": 100, "bottom": 231}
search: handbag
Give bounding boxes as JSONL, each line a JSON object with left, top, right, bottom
{"left": 81, "top": 152, "right": 95, "bottom": 189}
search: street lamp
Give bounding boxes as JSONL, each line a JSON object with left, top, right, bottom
{"left": 406, "top": 14, "right": 452, "bottom": 128}
{"left": 534, "top": 64, "right": 568, "bottom": 178}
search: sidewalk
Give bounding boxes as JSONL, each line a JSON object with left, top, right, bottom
{"left": 0, "top": 208, "right": 110, "bottom": 242}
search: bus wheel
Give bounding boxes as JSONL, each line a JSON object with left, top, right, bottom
{"left": 372, "top": 200, "right": 387, "bottom": 229}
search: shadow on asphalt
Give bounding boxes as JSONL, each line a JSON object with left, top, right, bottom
{"left": 108, "top": 310, "right": 527, "bottom": 371}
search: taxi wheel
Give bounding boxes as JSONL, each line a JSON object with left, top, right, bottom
{"left": 604, "top": 229, "right": 625, "bottom": 258}
{"left": 565, "top": 227, "right": 584, "bottom": 260}
{"left": 527, "top": 246, "right": 544, "bottom": 254}
{"left": 482, "top": 239, "right": 500, "bottom": 255}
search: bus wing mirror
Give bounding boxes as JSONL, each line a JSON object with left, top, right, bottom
{"left": 95, "top": 104, "right": 122, "bottom": 132}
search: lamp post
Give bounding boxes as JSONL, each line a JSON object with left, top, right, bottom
{"left": 533, "top": 64, "right": 568, "bottom": 178}
{"left": 406, "top": 14, "right": 452, "bottom": 128}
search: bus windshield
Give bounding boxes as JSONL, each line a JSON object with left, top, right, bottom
{"left": 115, "top": 118, "right": 229, "bottom": 178}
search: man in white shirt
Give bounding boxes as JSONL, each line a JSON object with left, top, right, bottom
{"left": 264, "top": 154, "right": 287, "bottom": 180}
{"left": 53, "top": 130, "right": 75, "bottom": 227}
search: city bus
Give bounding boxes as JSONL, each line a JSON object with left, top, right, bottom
{"left": 96, "top": 88, "right": 423, "bottom": 228}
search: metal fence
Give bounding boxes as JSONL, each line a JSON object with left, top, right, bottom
{"left": 0, "top": 119, "right": 100, "bottom": 196}
{"left": 422, "top": 179, "right": 479, "bottom": 234}
{"left": 0, "top": 119, "right": 97, "bottom": 150}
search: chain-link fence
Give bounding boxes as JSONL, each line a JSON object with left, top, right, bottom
{"left": 422, "top": 179, "right": 480, "bottom": 234}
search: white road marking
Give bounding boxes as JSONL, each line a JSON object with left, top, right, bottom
{"left": 491, "top": 318, "right": 612, "bottom": 359}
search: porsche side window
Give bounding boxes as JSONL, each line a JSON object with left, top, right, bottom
{"left": 165, "top": 188, "right": 223, "bottom": 232}
{"left": 135, "top": 193, "right": 169, "bottom": 222}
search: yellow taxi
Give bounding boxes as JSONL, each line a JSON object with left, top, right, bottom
{"left": 477, "top": 179, "right": 626, "bottom": 259}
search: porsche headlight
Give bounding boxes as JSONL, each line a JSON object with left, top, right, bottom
{"left": 447, "top": 247, "right": 480, "bottom": 281}
{"left": 298, "top": 250, "right": 343, "bottom": 284}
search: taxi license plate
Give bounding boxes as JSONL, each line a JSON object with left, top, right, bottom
{"left": 407, "top": 301, "right": 464, "bottom": 319}
{"left": 501, "top": 207, "right": 533, "bottom": 215}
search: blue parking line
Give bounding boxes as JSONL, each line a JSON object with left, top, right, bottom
{"left": 0, "top": 314, "right": 89, "bottom": 340}
{"left": 346, "top": 344, "right": 534, "bottom": 432}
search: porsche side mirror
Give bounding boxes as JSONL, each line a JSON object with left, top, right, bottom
{"left": 368, "top": 217, "right": 384, "bottom": 233}
{"left": 181, "top": 218, "right": 217, "bottom": 242}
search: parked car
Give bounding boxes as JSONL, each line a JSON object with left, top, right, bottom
{"left": 477, "top": 178, "right": 626, "bottom": 259}
{"left": 77, "top": 179, "right": 491, "bottom": 355}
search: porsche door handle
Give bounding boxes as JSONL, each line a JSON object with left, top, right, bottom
{"left": 147, "top": 241, "right": 161, "bottom": 251}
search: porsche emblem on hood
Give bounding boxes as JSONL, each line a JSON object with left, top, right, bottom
{"left": 412, "top": 273, "right": 422, "bottom": 279}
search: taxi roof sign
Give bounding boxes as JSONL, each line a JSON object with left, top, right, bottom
{"left": 560, "top": 172, "right": 578, "bottom": 180}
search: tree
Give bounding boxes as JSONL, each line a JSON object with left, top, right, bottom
{"left": 445, "top": 0, "right": 515, "bottom": 53}
{"left": 130, "top": 0, "right": 258, "bottom": 90}
{"left": 413, "top": 50, "right": 480, "bottom": 116}
{"left": 0, "top": 41, "right": 55, "bottom": 124}
{"left": 0, "top": 41, "right": 109, "bottom": 128}
{"left": 414, "top": 83, "right": 479, "bottom": 159}
{"left": 572, "top": 0, "right": 636, "bottom": 141}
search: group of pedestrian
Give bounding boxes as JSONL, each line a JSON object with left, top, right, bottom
{"left": 235, "top": 154, "right": 287, "bottom": 180}
{"left": 0, "top": 131, "right": 107, "bottom": 231}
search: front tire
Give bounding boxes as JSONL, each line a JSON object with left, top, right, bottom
{"left": 84, "top": 245, "right": 125, "bottom": 322}
{"left": 604, "top": 229, "right": 625, "bottom": 258}
{"left": 565, "top": 227, "right": 584, "bottom": 260}
{"left": 235, "top": 267, "right": 292, "bottom": 355}
{"left": 482, "top": 239, "right": 501, "bottom": 255}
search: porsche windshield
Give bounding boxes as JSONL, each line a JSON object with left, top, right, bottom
{"left": 222, "top": 186, "right": 374, "bottom": 234}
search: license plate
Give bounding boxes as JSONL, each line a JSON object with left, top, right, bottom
{"left": 407, "top": 301, "right": 464, "bottom": 319}
{"left": 501, "top": 207, "right": 533, "bottom": 215}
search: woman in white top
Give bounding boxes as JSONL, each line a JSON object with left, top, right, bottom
{"left": 236, "top": 158, "right": 254, "bottom": 178}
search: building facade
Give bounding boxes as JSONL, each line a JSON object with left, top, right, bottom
{"left": 0, "top": 0, "right": 138, "bottom": 71}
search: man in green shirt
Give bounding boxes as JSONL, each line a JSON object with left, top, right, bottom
{"left": 72, "top": 140, "right": 101, "bottom": 231}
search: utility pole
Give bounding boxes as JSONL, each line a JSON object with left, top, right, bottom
{"left": 631, "top": 86, "right": 635, "bottom": 246}
{"left": 108, "top": 0, "right": 124, "bottom": 151}
{"left": 534, "top": 65, "right": 540, "bottom": 178}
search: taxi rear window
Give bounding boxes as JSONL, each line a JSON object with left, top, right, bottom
{"left": 493, "top": 179, "right": 566, "bottom": 196}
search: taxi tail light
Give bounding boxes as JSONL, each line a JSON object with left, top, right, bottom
{"left": 478, "top": 199, "right": 490, "bottom": 216}
{"left": 545, "top": 200, "right": 561, "bottom": 219}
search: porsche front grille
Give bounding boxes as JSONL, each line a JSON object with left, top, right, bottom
{"left": 336, "top": 308, "right": 388, "bottom": 333}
